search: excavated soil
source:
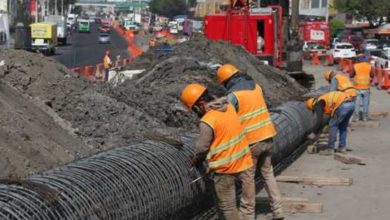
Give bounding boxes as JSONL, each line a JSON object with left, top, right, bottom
{"left": 0, "top": 36, "right": 306, "bottom": 178}
{"left": 106, "top": 35, "right": 307, "bottom": 130}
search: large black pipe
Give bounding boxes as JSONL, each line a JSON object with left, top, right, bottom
{"left": 0, "top": 101, "right": 319, "bottom": 220}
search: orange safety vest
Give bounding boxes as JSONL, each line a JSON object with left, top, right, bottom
{"left": 353, "top": 62, "right": 372, "bottom": 89}
{"left": 334, "top": 74, "right": 357, "bottom": 97}
{"left": 318, "top": 91, "right": 351, "bottom": 116}
{"left": 233, "top": 84, "right": 277, "bottom": 145}
{"left": 201, "top": 103, "right": 253, "bottom": 174}
{"left": 103, "top": 55, "right": 111, "bottom": 69}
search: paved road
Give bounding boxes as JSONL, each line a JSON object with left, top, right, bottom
{"left": 53, "top": 23, "right": 129, "bottom": 68}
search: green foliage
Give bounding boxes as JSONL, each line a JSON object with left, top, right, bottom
{"left": 334, "top": 0, "right": 390, "bottom": 26}
{"left": 330, "top": 19, "right": 345, "bottom": 37}
{"left": 149, "top": 0, "right": 188, "bottom": 18}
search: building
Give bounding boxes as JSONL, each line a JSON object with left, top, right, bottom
{"left": 299, "top": 0, "right": 336, "bottom": 17}
{"left": 195, "top": 0, "right": 229, "bottom": 18}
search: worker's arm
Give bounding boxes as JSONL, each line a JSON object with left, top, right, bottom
{"left": 192, "top": 122, "right": 214, "bottom": 166}
{"left": 226, "top": 93, "right": 239, "bottom": 112}
{"left": 329, "top": 78, "right": 338, "bottom": 91}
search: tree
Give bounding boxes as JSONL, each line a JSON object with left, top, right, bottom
{"left": 334, "top": 0, "right": 390, "bottom": 27}
{"left": 149, "top": 0, "right": 189, "bottom": 18}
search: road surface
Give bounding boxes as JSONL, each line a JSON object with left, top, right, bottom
{"left": 53, "top": 23, "right": 129, "bottom": 68}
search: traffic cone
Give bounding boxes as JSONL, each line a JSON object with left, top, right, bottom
{"left": 339, "top": 58, "right": 345, "bottom": 70}
{"left": 311, "top": 52, "right": 320, "bottom": 65}
{"left": 94, "top": 64, "right": 104, "bottom": 81}
{"left": 83, "top": 65, "right": 93, "bottom": 79}
{"left": 381, "top": 69, "right": 390, "bottom": 90}
{"left": 324, "top": 54, "right": 334, "bottom": 66}
{"left": 376, "top": 68, "right": 383, "bottom": 89}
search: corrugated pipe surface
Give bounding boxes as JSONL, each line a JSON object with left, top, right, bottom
{"left": 0, "top": 101, "right": 320, "bottom": 220}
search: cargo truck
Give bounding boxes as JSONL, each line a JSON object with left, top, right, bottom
{"left": 45, "top": 15, "right": 67, "bottom": 45}
{"left": 298, "top": 21, "right": 330, "bottom": 48}
{"left": 30, "top": 22, "right": 57, "bottom": 55}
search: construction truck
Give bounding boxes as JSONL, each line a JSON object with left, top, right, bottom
{"left": 299, "top": 21, "right": 330, "bottom": 48}
{"left": 45, "top": 15, "right": 68, "bottom": 45}
{"left": 30, "top": 22, "right": 57, "bottom": 55}
{"left": 205, "top": 1, "right": 283, "bottom": 67}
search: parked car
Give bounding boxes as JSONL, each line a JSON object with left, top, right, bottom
{"left": 98, "top": 33, "right": 110, "bottom": 44}
{"left": 379, "top": 40, "right": 390, "bottom": 51}
{"left": 302, "top": 41, "right": 327, "bottom": 59}
{"left": 331, "top": 42, "right": 357, "bottom": 60}
{"left": 361, "top": 39, "right": 379, "bottom": 50}
{"left": 375, "top": 50, "right": 390, "bottom": 70}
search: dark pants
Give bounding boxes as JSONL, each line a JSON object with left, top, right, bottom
{"left": 104, "top": 69, "right": 109, "bottom": 81}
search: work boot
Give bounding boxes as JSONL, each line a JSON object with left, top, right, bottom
{"left": 336, "top": 148, "right": 347, "bottom": 154}
{"left": 319, "top": 148, "right": 334, "bottom": 156}
{"left": 272, "top": 212, "right": 284, "bottom": 220}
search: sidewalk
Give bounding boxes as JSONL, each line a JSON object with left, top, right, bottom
{"left": 256, "top": 62, "right": 390, "bottom": 219}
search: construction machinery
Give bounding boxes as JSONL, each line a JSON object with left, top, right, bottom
{"left": 205, "top": 0, "right": 283, "bottom": 67}
{"left": 30, "top": 22, "right": 57, "bottom": 55}
{"left": 45, "top": 15, "right": 68, "bottom": 45}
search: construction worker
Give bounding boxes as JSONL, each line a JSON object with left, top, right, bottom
{"left": 180, "top": 83, "right": 255, "bottom": 220}
{"left": 351, "top": 55, "right": 374, "bottom": 121}
{"left": 325, "top": 70, "right": 357, "bottom": 98}
{"left": 103, "top": 50, "right": 112, "bottom": 82}
{"left": 216, "top": 64, "right": 284, "bottom": 220}
{"left": 306, "top": 91, "right": 355, "bottom": 154}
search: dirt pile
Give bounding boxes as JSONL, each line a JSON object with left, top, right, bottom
{"left": 108, "top": 35, "right": 307, "bottom": 129}
{"left": 0, "top": 49, "right": 164, "bottom": 177}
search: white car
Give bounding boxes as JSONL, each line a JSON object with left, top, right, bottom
{"left": 375, "top": 50, "right": 390, "bottom": 71}
{"left": 331, "top": 43, "right": 356, "bottom": 60}
{"left": 361, "top": 39, "right": 379, "bottom": 50}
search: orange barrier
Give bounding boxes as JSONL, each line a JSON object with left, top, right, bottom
{"left": 324, "top": 54, "right": 334, "bottom": 66}
{"left": 83, "top": 65, "right": 94, "bottom": 79}
{"left": 311, "top": 52, "right": 320, "bottom": 65}
{"left": 70, "top": 67, "right": 81, "bottom": 74}
{"left": 338, "top": 58, "right": 345, "bottom": 70}
{"left": 94, "top": 63, "right": 104, "bottom": 81}
{"left": 381, "top": 69, "right": 390, "bottom": 90}
{"left": 376, "top": 67, "right": 383, "bottom": 89}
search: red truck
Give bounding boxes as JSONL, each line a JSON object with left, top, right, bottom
{"left": 299, "top": 21, "right": 330, "bottom": 47}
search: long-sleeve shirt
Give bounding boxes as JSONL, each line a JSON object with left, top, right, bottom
{"left": 193, "top": 122, "right": 214, "bottom": 163}
{"left": 329, "top": 78, "right": 338, "bottom": 91}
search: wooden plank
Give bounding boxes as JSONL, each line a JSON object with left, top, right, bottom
{"left": 283, "top": 202, "right": 323, "bottom": 214}
{"left": 334, "top": 153, "right": 366, "bottom": 165}
{"left": 350, "top": 121, "right": 380, "bottom": 128}
{"left": 276, "top": 175, "right": 353, "bottom": 186}
{"left": 256, "top": 197, "right": 309, "bottom": 204}
{"left": 369, "top": 111, "right": 389, "bottom": 118}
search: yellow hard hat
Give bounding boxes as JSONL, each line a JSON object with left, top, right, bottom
{"left": 306, "top": 98, "right": 316, "bottom": 111}
{"left": 180, "top": 83, "right": 207, "bottom": 109}
{"left": 217, "top": 64, "right": 239, "bottom": 84}
{"left": 324, "top": 71, "right": 333, "bottom": 81}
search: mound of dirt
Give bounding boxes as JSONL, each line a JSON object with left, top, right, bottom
{"left": 108, "top": 35, "right": 307, "bottom": 130}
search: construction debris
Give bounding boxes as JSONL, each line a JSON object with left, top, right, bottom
{"left": 276, "top": 175, "right": 353, "bottom": 186}
{"left": 334, "top": 153, "right": 366, "bottom": 165}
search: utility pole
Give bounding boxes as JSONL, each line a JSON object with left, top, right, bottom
{"left": 325, "top": 0, "right": 329, "bottom": 22}
{"left": 35, "top": 0, "right": 38, "bottom": 22}
{"left": 61, "top": 0, "right": 63, "bottom": 16}
{"left": 55, "top": 0, "right": 58, "bottom": 15}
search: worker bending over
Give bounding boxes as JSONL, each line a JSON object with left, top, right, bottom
{"left": 180, "top": 83, "right": 255, "bottom": 220}
{"left": 306, "top": 91, "right": 355, "bottom": 154}
{"left": 351, "top": 55, "right": 373, "bottom": 121}
{"left": 216, "top": 64, "right": 284, "bottom": 220}
{"left": 103, "top": 50, "right": 112, "bottom": 82}
{"left": 325, "top": 70, "right": 357, "bottom": 98}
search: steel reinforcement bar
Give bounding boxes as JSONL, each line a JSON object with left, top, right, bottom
{"left": 0, "top": 101, "right": 320, "bottom": 220}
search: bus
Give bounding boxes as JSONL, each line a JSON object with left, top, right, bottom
{"left": 78, "top": 20, "right": 90, "bottom": 33}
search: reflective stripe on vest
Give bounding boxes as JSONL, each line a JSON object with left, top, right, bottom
{"left": 233, "top": 84, "right": 277, "bottom": 145}
{"left": 319, "top": 91, "right": 350, "bottom": 116}
{"left": 201, "top": 103, "right": 253, "bottom": 174}
{"left": 354, "top": 62, "right": 371, "bottom": 89}
{"left": 334, "top": 74, "right": 357, "bottom": 97}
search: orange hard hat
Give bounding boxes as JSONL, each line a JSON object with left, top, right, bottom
{"left": 217, "top": 64, "right": 239, "bottom": 84}
{"left": 180, "top": 83, "right": 207, "bottom": 109}
{"left": 306, "top": 98, "right": 316, "bottom": 111}
{"left": 324, "top": 70, "right": 333, "bottom": 81}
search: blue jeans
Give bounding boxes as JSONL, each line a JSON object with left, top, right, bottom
{"left": 355, "top": 89, "right": 370, "bottom": 119}
{"left": 328, "top": 101, "right": 355, "bottom": 149}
